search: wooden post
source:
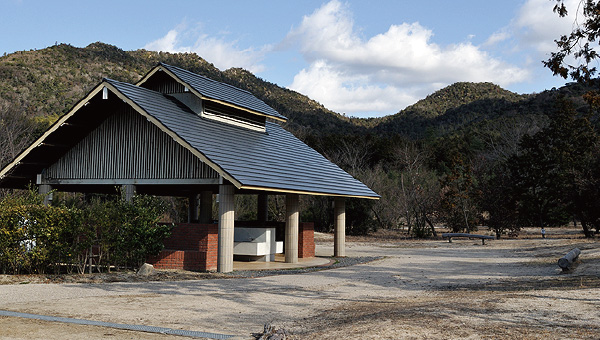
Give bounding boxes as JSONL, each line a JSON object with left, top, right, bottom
{"left": 217, "top": 185, "right": 235, "bottom": 273}
{"left": 334, "top": 197, "right": 345, "bottom": 257}
{"left": 285, "top": 194, "right": 299, "bottom": 263}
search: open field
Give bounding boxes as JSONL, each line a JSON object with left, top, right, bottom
{"left": 0, "top": 227, "right": 598, "bottom": 339}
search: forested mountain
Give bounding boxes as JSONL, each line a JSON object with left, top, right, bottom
{"left": 2, "top": 42, "right": 600, "bottom": 238}
{"left": 0, "top": 42, "right": 594, "bottom": 141}
{"left": 0, "top": 42, "right": 360, "bottom": 136}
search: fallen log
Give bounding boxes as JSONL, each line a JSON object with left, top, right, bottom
{"left": 558, "top": 248, "right": 581, "bottom": 271}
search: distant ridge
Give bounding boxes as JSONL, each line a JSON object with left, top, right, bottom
{"left": 0, "top": 42, "right": 594, "bottom": 142}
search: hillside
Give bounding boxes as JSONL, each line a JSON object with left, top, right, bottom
{"left": 0, "top": 42, "right": 595, "bottom": 145}
{"left": 0, "top": 42, "right": 360, "bottom": 136}
{"left": 372, "top": 82, "right": 528, "bottom": 137}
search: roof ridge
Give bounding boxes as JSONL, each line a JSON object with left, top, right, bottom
{"left": 159, "top": 62, "right": 254, "bottom": 95}
{"left": 104, "top": 77, "right": 164, "bottom": 95}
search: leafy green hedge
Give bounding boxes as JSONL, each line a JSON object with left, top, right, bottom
{"left": 0, "top": 190, "right": 171, "bottom": 274}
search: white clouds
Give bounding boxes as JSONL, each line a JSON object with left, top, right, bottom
{"left": 291, "top": 60, "right": 418, "bottom": 114}
{"left": 144, "top": 26, "right": 268, "bottom": 74}
{"left": 285, "top": 0, "right": 530, "bottom": 117}
{"left": 512, "top": 0, "right": 579, "bottom": 54}
{"left": 144, "top": 29, "right": 179, "bottom": 52}
{"left": 142, "top": 0, "right": 560, "bottom": 118}
{"left": 483, "top": 30, "right": 510, "bottom": 47}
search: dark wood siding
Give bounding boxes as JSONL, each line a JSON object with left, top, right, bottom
{"left": 46, "top": 107, "right": 218, "bottom": 180}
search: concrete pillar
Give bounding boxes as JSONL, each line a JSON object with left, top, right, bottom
{"left": 188, "top": 194, "right": 199, "bottom": 223}
{"left": 285, "top": 194, "right": 299, "bottom": 263}
{"left": 334, "top": 197, "right": 346, "bottom": 257}
{"left": 122, "top": 184, "right": 136, "bottom": 203}
{"left": 38, "top": 184, "right": 52, "bottom": 206}
{"left": 257, "top": 193, "right": 268, "bottom": 224}
{"left": 199, "top": 191, "right": 213, "bottom": 224}
{"left": 217, "top": 185, "right": 235, "bottom": 273}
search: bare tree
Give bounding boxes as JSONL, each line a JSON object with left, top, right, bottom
{"left": 360, "top": 163, "right": 402, "bottom": 230}
{"left": 476, "top": 116, "right": 546, "bottom": 164}
{"left": 394, "top": 143, "right": 440, "bottom": 237}
{"left": 0, "top": 102, "right": 35, "bottom": 169}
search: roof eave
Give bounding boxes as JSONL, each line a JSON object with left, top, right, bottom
{"left": 239, "top": 185, "right": 380, "bottom": 200}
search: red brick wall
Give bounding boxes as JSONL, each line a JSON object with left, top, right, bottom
{"left": 298, "top": 222, "right": 315, "bottom": 258}
{"left": 148, "top": 222, "right": 316, "bottom": 270}
{"left": 148, "top": 223, "right": 218, "bottom": 271}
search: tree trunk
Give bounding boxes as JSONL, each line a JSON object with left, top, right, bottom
{"left": 425, "top": 215, "right": 437, "bottom": 237}
{"left": 581, "top": 220, "right": 594, "bottom": 238}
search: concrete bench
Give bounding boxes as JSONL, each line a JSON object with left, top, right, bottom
{"left": 442, "top": 233, "right": 495, "bottom": 245}
{"left": 233, "top": 227, "right": 283, "bottom": 262}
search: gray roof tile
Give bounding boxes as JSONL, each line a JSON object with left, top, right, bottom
{"left": 158, "top": 63, "right": 287, "bottom": 121}
{"left": 106, "top": 79, "right": 379, "bottom": 198}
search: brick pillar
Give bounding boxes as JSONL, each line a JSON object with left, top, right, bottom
{"left": 217, "top": 185, "right": 235, "bottom": 273}
{"left": 299, "top": 222, "right": 315, "bottom": 258}
{"left": 334, "top": 197, "right": 345, "bottom": 257}
{"left": 285, "top": 194, "right": 299, "bottom": 263}
{"left": 199, "top": 191, "right": 213, "bottom": 224}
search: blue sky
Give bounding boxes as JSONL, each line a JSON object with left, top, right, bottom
{"left": 1, "top": 0, "right": 580, "bottom": 117}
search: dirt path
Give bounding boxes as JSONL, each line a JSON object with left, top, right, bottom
{"left": 0, "top": 231, "right": 598, "bottom": 339}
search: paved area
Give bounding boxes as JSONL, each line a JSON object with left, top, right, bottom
{"left": 0, "top": 237, "right": 597, "bottom": 339}
{"left": 232, "top": 254, "right": 331, "bottom": 271}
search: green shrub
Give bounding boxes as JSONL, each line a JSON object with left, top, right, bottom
{"left": 0, "top": 189, "right": 171, "bottom": 274}
{"left": 83, "top": 193, "right": 172, "bottom": 271}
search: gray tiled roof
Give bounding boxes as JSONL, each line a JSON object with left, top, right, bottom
{"left": 106, "top": 79, "right": 379, "bottom": 198}
{"left": 158, "top": 63, "right": 287, "bottom": 121}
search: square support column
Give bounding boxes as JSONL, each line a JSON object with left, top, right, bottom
{"left": 188, "top": 194, "right": 199, "bottom": 223}
{"left": 217, "top": 185, "right": 235, "bottom": 273}
{"left": 285, "top": 193, "right": 299, "bottom": 263}
{"left": 257, "top": 193, "right": 268, "bottom": 224}
{"left": 38, "top": 184, "right": 52, "bottom": 206}
{"left": 334, "top": 197, "right": 346, "bottom": 257}
{"left": 36, "top": 174, "right": 52, "bottom": 206}
{"left": 122, "top": 184, "right": 136, "bottom": 203}
{"left": 199, "top": 191, "right": 213, "bottom": 224}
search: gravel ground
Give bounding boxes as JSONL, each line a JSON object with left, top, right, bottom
{"left": 0, "top": 256, "right": 383, "bottom": 285}
{"left": 0, "top": 227, "right": 597, "bottom": 339}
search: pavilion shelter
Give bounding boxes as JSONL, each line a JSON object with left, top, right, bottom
{"left": 0, "top": 63, "right": 379, "bottom": 272}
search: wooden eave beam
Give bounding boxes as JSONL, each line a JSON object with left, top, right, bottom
{"left": 239, "top": 185, "right": 380, "bottom": 200}
{"left": 36, "top": 143, "right": 70, "bottom": 148}
{"left": 3, "top": 175, "right": 29, "bottom": 179}
{"left": 136, "top": 65, "right": 287, "bottom": 123}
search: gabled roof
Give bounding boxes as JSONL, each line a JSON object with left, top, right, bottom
{"left": 107, "top": 79, "right": 378, "bottom": 198}
{"left": 137, "top": 63, "right": 287, "bottom": 122}
{"left": 0, "top": 77, "right": 379, "bottom": 199}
